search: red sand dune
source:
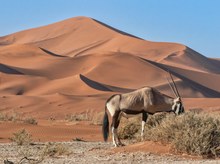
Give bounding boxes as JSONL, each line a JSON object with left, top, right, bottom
{"left": 0, "top": 16, "right": 220, "bottom": 143}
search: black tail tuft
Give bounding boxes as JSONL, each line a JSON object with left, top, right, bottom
{"left": 102, "top": 106, "right": 109, "bottom": 142}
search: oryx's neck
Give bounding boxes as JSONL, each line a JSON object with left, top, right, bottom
{"left": 165, "top": 97, "right": 174, "bottom": 105}
{"left": 160, "top": 96, "right": 174, "bottom": 112}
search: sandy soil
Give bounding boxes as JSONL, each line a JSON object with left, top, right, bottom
{"left": 0, "top": 121, "right": 102, "bottom": 143}
{"left": 1, "top": 141, "right": 219, "bottom": 164}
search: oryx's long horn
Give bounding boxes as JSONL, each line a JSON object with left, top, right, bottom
{"left": 166, "top": 75, "right": 178, "bottom": 98}
{"left": 169, "top": 72, "right": 181, "bottom": 98}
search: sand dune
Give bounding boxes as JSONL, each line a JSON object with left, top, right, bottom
{"left": 161, "top": 47, "right": 220, "bottom": 73}
{"left": 0, "top": 16, "right": 220, "bottom": 143}
{"left": 1, "top": 15, "right": 219, "bottom": 101}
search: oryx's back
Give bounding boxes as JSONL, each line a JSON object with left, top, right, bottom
{"left": 120, "top": 87, "right": 152, "bottom": 110}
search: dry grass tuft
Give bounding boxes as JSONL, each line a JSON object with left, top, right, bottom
{"left": 0, "top": 112, "right": 21, "bottom": 122}
{"left": 23, "top": 117, "right": 38, "bottom": 125}
{"left": 0, "top": 112, "right": 38, "bottom": 125}
{"left": 91, "top": 111, "right": 104, "bottom": 125}
{"left": 118, "top": 120, "right": 140, "bottom": 139}
{"left": 118, "top": 112, "right": 220, "bottom": 158}
{"left": 42, "top": 143, "right": 70, "bottom": 157}
{"left": 65, "top": 111, "right": 103, "bottom": 125}
{"left": 65, "top": 110, "right": 92, "bottom": 122}
{"left": 10, "top": 129, "right": 32, "bottom": 146}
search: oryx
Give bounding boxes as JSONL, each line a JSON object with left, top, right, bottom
{"left": 102, "top": 73, "right": 184, "bottom": 147}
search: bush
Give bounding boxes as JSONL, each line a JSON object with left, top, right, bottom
{"left": 119, "top": 112, "right": 220, "bottom": 158}
{"left": 24, "top": 117, "right": 38, "bottom": 125}
{"left": 145, "top": 112, "right": 220, "bottom": 158}
{"left": 118, "top": 121, "right": 140, "bottom": 139}
{"left": 42, "top": 143, "right": 70, "bottom": 157}
{"left": 10, "top": 129, "right": 32, "bottom": 146}
{"left": 91, "top": 112, "right": 104, "bottom": 125}
{"left": 65, "top": 111, "right": 92, "bottom": 122}
{"left": 65, "top": 111, "right": 103, "bottom": 125}
{"left": 0, "top": 112, "right": 20, "bottom": 122}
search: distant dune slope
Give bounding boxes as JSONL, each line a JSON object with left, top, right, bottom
{"left": 0, "top": 16, "right": 220, "bottom": 101}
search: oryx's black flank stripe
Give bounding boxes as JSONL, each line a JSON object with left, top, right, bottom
{"left": 121, "top": 109, "right": 144, "bottom": 115}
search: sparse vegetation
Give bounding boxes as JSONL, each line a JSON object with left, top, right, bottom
{"left": 65, "top": 111, "right": 103, "bottom": 125}
{"left": 65, "top": 110, "right": 92, "bottom": 122}
{"left": 0, "top": 112, "right": 38, "bottom": 125}
{"left": 66, "top": 113, "right": 90, "bottom": 121}
{"left": 91, "top": 111, "right": 104, "bottom": 125}
{"left": 0, "top": 112, "right": 20, "bottom": 122}
{"left": 42, "top": 143, "right": 70, "bottom": 157}
{"left": 119, "top": 121, "right": 140, "bottom": 139}
{"left": 4, "top": 141, "right": 71, "bottom": 163}
{"left": 24, "top": 117, "right": 38, "bottom": 125}
{"left": 0, "top": 113, "right": 6, "bottom": 121}
{"left": 10, "top": 129, "right": 32, "bottom": 146}
{"left": 118, "top": 111, "right": 220, "bottom": 158}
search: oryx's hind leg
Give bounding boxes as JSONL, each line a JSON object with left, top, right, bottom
{"left": 141, "top": 112, "right": 148, "bottom": 141}
{"left": 111, "top": 110, "right": 122, "bottom": 147}
{"left": 117, "top": 112, "right": 124, "bottom": 146}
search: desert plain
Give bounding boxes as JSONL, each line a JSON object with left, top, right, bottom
{"left": 0, "top": 16, "right": 220, "bottom": 163}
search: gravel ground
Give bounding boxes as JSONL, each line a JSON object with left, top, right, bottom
{"left": 0, "top": 141, "right": 219, "bottom": 164}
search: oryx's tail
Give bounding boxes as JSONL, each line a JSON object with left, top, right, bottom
{"left": 102, "top": 105, "right": 109, "bottom": 142}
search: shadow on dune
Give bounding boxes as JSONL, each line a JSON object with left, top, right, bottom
{"left": 0, "top": 63, "right": 23, "bottom": 75}
{"left": 185, "top": 47, "right": 220, "bottom": 74}
{"left": 39, "top": 47, "right": 65, "bottom": 57}
{"left": 79, "top": 74, "right": 133, "bottom": 93}
{"left": 141, "top": 58, "right": 220, "bottom": 98}
{"left": 92, "top": 19, "right": 144, "bottom": 40}
{"left": 209, "top": 58, "right": 220, "bottom": 71}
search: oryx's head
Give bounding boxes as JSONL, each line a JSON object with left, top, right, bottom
{"left": 172, "top": 97, "right": 184, "bottom": 115}
{"left": 166, "top": 71, "right": 185, "bottom": 115}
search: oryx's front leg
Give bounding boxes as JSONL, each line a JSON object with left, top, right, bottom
{"left": 141, "top": 112, "right": 148, "bottom": 141}
{"left": 111, "top": 110, "right": 122, "bottom": 147}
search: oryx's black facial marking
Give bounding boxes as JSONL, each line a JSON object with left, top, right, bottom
{"left": 178, "top": 102, "right": 184, "bottom": 114}
{"left": 180, "top": 105, "right": 185, "bottom": 113}
{"left": 121, "top": 109, "right": 144, "bottom": 115}
{"left": 173, "top": 103, "right": 177, "bottom": 110}
{"left": 172, "top": 101, "right": 184, "bottom": 115}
